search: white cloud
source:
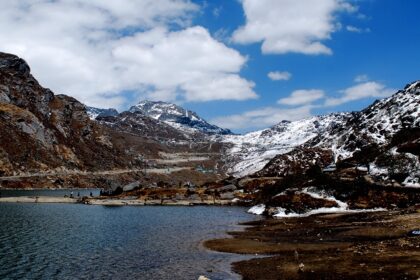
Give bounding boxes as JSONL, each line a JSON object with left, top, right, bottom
{"left": 0, "top": 0, "right": 257, "bottom": 109}
{"left": 268, "top": 71, "right": 292, "bottom": 81}
{"left": 346, "top": 25, "right": 370, "bottom": 33}
{"left": 233, "top": 0, "right": 355, "bottom": 55}
{"left": 112, "top": 26, "right": 257, "bottom": 102}
{"left": 325, "top": 81, "right": 395, "bottom": 106}
{"left": 354, "top": 74, "right": 369, "bottom": 83}
{"left": 212, "top": 78, "right": 395, "bottom": 131}
{"left": 278, "top": 89, "right": 325, "bottom": 106}
{"left": 211, "top": 106, "right": 312, "bottom": 130}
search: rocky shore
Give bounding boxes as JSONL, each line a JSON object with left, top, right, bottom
{"left": 205, "top": 207, "right": 420, "bottom": 280}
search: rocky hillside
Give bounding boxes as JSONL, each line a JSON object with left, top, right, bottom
{"left": 0, "top": 52, "right": 144, "bottom": 177}
{"left": 256, "top": 82, "right": 420, "bottom": 186}
{"left": 130, "top": 100, "right": 232, "bottom": 135}
{"left": 95, "top": 111, "right": 190, "bottom": 142}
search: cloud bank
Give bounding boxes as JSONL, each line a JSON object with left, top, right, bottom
{"left": 0, "top": 0, "right": 257, "bottom": 108}
{"left": 233, "top": 0, "right": 356, "bottom": 55}
{"left": 216, "top": 80, "right": 395, "bottom": 131}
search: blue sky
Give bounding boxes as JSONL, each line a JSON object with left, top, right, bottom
{"left": 0, "top": 0, "right": 419, "bottom": 133}
{"left": 189, "top": 0, "right": 420, "bottom": 132}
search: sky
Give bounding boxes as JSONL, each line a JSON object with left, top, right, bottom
{"left": 0, "top": 0, "right": 419, "bottom": 133}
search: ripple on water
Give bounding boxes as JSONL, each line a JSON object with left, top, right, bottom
{"left": 0, "top": 204, "right": 256, "bottom": 280}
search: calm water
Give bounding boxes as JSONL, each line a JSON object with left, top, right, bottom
{"left": 0, "top": 203, "right": 255, "bottom": 280}
{"left": 0, "top": 189, "right": 101, "bottom": 198}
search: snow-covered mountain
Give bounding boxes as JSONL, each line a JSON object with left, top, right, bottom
{"left": 257, "top": 81, "right": 420, "bottom": 179}
{"left": 312, "top": 81, "right": 420, "bottom": 160}
{"left": 86, "top": 106, "right": 118, "bottom": 120}
{"left": 219, "top": 114, "right": 349, "bottom": 176}
{"left": 221, "top": 81, "right": 419, "bottom": 177}
{"left": 129, "top": 101, "right": 232, "bottom": 135}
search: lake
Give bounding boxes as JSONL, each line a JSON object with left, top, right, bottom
{"left": 0, "top": 203, "right": 255, "bottom": 280}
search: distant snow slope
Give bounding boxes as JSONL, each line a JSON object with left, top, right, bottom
{"left": 85, "top": 106, "right": 118, "bottom": 120}
{"left": 219, "top": 114, "right": 348, "bottom": 176}
{"left": 130, "top": 101, "right": 232, "bottom": 135}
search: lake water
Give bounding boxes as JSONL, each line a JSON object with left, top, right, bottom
{"left": 0, "top": 203, "right": 255, "bottom": 280}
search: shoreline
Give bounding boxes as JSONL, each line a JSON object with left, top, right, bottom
{"left": 0, "top": 196, "right": 238, "bottom": 206}
{"left": 0, "top": 187, "right": 99, "bottom": 190}
{"left": 204, "top": 207, "right": 420, "bottom": 280}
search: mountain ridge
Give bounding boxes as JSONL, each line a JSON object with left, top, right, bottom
{"left": 130, "top": 100, "right": 233, "bottom": 135}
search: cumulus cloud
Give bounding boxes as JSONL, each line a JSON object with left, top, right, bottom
{"left": 325, "top": 81, "right": 395, "bottom": 106}
{"left": 278, "top": 89, "right": 325, "bottom": 106}
{"left": 268, "top": 71, "right": 292, "bottom": 81}
{"left": 233, "top": 0, "right": 356, "bottom": 55}
{"left": 0, "top": 0, "right": 257, "bottom": 109}
{"left": 211, "top": 106, "right": 312, "bottom": 131}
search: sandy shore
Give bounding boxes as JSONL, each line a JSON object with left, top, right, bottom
{"left": 0, "top": 196, "right": 235, "bottom": 206}
{"left": 205, "top": 208, "right": 420, "bottom": 280}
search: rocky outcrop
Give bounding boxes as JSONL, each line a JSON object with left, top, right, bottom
{"left": 0, "top": 52, "right": 142, "bottom": 176}
{"left": 256, "top": 148, "right": 333, "bottom": 177}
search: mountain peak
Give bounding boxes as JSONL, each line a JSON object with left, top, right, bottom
{"left": 129, "top": 100, "right": 232, "bottom": 135}
{"left": 405, "top": 80, "right": 420, "bottom": 92}
{"left": 0, "top": 52, "right": 31, "bottom": 77}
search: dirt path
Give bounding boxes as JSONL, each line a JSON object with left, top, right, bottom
{"left": 0, "top": 167, "right": 191, "bottom": 180}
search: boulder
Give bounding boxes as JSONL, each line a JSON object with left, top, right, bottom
{"left": 123, "top": 181, "right": 140, "bottom": 192}
{"left": 216, "top": 184, "right": 237, "bottom": 192}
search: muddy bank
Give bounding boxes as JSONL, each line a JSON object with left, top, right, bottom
{"left": 205, "top": 208, "right": 420, "bottom": 280}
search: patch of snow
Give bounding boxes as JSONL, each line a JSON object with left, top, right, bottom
{"left": 403, "top": 176, "right": 420, "bottom": 188}
{"left": 248, "top": 204, "right": 266, "bottom": 215}
{"left": 273, "top": 206, "right": 386, "bottom": 218}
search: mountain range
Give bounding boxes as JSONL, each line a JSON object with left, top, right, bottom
{"left": 0, "top": 52, "right": 419, "bottom": 189}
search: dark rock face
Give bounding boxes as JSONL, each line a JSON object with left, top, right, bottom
{"left": 96, "top": 111, "right": 189, "bottom": 141}
{"left": 0, "top": 53, "right": 30, "bottom": 77}
{"left": 257, "top": 148, "right": 333, "bottom": 177}
{"left": 266, "top": 190, "right": 339, "bottom": 214}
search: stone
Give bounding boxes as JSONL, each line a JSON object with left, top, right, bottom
{"left": 220, "top": 192, "right": 234, "bottom": 200}
{"left": 123, "top": 181, "right": 140, "bottom": 192}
